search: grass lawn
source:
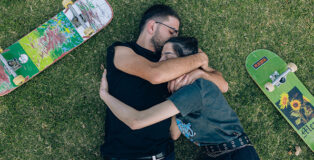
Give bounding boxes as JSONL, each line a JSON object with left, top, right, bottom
{"left": 0, "top": 0, "right": 313, "bottom": 159}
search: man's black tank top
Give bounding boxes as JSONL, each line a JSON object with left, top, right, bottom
{"left": 100, "top": 41, "right": 173, "bottom": 158}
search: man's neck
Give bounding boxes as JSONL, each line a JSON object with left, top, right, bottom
{"left": 136, "top": 33, "right": 156, "bottom": 52}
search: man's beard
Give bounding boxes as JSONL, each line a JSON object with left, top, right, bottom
{"left": 151, "top": 29, "right": 164, "bottom": 53}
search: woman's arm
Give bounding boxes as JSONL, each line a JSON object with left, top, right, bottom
{"left": 100, "top": 70, "right": 180, "bottom": 130}
{"left": 168, "top": 67, "right": 228, "bottom": 93}
{"left": 201, "top": 67, "right": 229, "bottom": 93}
{"left": 170, "top": 116, "right": 181, "bottom": 140}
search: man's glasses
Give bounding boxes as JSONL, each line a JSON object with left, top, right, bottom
{"left": 155, "top": 21, "right": 179, "bottom": 35}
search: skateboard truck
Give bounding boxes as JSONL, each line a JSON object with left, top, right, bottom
{"left": 0, "top": 48, "right": 25, "bottom": 85}
{"left": 265, "top": 63, "right": 297, "bottom": 92}
{"left": 62, "top": 0, "right": 94, "bottom": 36}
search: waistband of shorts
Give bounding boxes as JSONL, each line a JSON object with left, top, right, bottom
{"left": 201, "top": 133, "right": 252, "bottom": 158}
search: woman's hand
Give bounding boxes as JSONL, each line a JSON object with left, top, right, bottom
{"left": 167, "top": 69, "right": 204, "bottom": 93}
{"left": 167, "top": 74, "right": 185, "bottom": 93}
{"left": 99, "top": 69, "right": 109, "bottom": 101}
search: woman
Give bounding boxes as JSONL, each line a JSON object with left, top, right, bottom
{"left": 100, "top": 37, "right": 260, "bottom": 160}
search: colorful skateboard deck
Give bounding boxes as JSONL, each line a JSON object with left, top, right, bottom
{"left": 0, "top": 0, "right": 113, "bottom": 96}
{"left": 246, "top": 49, "right": 314, "bottom": 151}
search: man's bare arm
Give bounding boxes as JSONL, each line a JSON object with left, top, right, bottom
{"left": 113, "top": 46, "right": 208, "bottom": 84}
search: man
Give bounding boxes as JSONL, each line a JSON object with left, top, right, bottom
{"left": 101, "top": 4, "right": 226, "bottom": 160}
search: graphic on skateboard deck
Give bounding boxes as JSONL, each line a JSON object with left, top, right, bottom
{"left": 0, "top": 0, "right": 113, "bottom": 96}
{"left": 246, "top": 49, "right": 313, "bottom": 151}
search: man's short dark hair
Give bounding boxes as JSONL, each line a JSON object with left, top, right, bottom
{"left": 139, "top": 4, "right": 180, "bottom": 33}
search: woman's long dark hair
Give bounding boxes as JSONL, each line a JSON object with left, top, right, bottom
{"left": 164, "top": 37, "right": 198, "bottom": 57}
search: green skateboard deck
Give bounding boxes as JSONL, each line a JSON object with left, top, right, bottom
{"left": 0, "top": 0, "right": 113, "bottom": 96}
{"left": 246, "top": 49, "right": 313, "bottom": 151}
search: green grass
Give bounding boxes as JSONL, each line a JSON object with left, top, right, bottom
{"left": 0, "top": 0, "right": 313, "bottom": 159}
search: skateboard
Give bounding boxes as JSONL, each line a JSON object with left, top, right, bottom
{"left": 0, "top": 0, "right": 113, "bottom": 96}
{"left": 246, "top": 49, "right": 313, "bottom": 151}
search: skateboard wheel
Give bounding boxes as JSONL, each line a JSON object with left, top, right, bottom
{"left": 62, "top": 0, "right": 73, "bottom": 9}
{"left": 265, "top": 82, "right": 275, "bottom": 92}
{"left": 287, "top": 63, "right": 297, "bottom": 72}
{"left": 13, "top": 75, "right": 25, "bottom": 86}
{"left": 84, "top": 27, "right": 94, "bottom": 36}
{"left": 0, "top": 47, "right": 3, "bottom": 53}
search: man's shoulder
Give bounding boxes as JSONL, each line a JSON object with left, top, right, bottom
{"left": 106, "top": 42, "right": 133, "bottom": 69}
{"left": 115, "top": 45, "right": 133, "bottom": 52}
{"left": 108, "top": 41, "right": 135, "bottom": 55}
{"left": 109, "top": 41, "right": 134, "bottom": 50}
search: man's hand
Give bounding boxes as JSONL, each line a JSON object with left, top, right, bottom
{"left": 99, "top": 69, "right": 109, "bottom": 101}
{"left": 200, "top": 54, "right": 209, "bottom": 71}
{"left": 197, "top": 49, "right": 209, "bottom": 71}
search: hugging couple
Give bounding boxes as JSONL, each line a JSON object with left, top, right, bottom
{"left": 99, "top": 4, "right": 260, "bottom": 160}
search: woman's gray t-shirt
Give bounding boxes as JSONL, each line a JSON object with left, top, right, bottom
{"left": 168, "top": 78, "right": 244, "bottom": 146}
